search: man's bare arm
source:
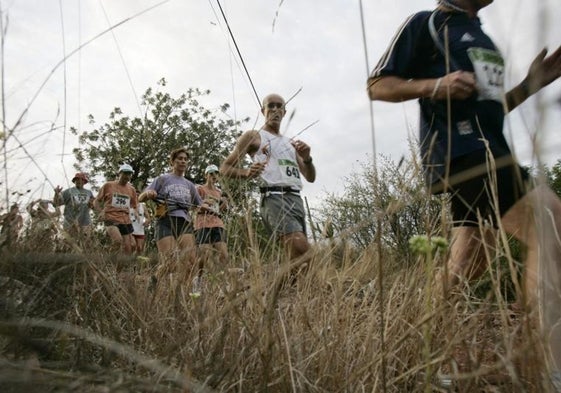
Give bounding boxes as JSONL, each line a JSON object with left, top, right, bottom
{"left": 368, "top": 72, "right": 476, "bottom": 102}
{"left": 220, "top": 130, "right": 262, "bottom": 179}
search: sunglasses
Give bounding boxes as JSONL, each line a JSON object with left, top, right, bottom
{"left": 266, "top": 102, "right": 285, "bottom": 110}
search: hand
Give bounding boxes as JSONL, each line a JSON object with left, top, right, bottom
{"left": 291, "top": 139, "right": 311, "bottom": 161}
{"left": 436, "top": 71, "right": 477, "bottom": 100}
{"left": 525, "top": 46, "right": 561, "bottom": 94}
{"left": 246, "top": 162, "right": 265, "bottom": 179}
{"left": 145, "top": 190, "right": 157, "bottom": 199}
{"left": 54, "top": 186, "right": 62, "bottom": 194}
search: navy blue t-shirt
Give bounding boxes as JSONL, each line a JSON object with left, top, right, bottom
{"left": 370, "top": 10, "right": 512, "bottom": 187}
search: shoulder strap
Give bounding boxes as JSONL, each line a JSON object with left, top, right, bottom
{"left": 428, "top": 11, "right": 459, "bottom": 71}
{"left": 407, "top": 10, "right": 459, "bottom": 76}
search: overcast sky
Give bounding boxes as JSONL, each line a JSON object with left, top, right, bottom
{"left": 2, "top": 0, "right": 561, "bottom": 210}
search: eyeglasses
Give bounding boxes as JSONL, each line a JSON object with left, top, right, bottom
{"left": 266, "top": 102, "right": 285, "bottom": 110}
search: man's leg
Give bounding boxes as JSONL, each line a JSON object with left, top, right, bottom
{"left": 280, "top": 231, "right": 310, "bottom": 260}
{"left": 501, "top": 185, "right": 561, "bottom": 370}
{"left": 501, "top": 185, "right": 561, "bottom": 307}
{"left": 444, "top": 225, "right": 497, "bottom": 294}
{"left": 279, "top": 231, "right": 312, "bottom": 285}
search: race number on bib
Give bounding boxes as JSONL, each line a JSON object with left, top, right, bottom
{"left": 278, "top": 158, "right": 301, "bottom": 187}
{"left": 467, "top": 47, "right": 504, "bottom": 103}
{"left": 111, "top": 193, "right": 130, "bottom": 209}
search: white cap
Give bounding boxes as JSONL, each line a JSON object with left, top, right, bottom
{"left": 205, "top": 164, "right": 219, "bottom": 174}
{"left": 118, "top": 163, "right": 134, "bottom": 174}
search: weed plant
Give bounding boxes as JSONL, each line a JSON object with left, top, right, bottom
{"left": 0, "top": 198, "right": 552, "bottom": 392}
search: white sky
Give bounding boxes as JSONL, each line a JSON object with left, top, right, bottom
{"left": 2, "top": 0, "right": 561, "bottom": 210}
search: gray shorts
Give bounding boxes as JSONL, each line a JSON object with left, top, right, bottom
{"left": 260, "top": 193, "right": 306, "bottom": 236}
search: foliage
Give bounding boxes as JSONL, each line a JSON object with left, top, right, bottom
{"left": 316, "top": 155, "right": 447, "bottom": 261}
{"left": 545, "top": 159, "right": 561, "bottom": 198}
{"left": 4, "top": 158, "right": 561, "bottom": 392}
{"left": 71, "top": 78, "right": 248, "bottom": 190}
{"left": 0, "top": 239, "right": 545, "bottom": 392}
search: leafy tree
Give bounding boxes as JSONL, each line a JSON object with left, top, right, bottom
{"left": 71, "top": 78, "right": 249, "bottom": 190}
{"left": 316, "top": 155, "right": 446, "bottom": 262}
{"left": 545, "top": 159, "right": 561, "bottom": 198}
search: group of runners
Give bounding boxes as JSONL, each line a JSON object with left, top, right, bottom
{"left": 2, "top": 0, "right": 561, "bottom": 349}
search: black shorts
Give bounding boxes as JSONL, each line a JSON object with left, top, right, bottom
{"left": 155, "top": 215, "right": 193, "bottom": 241}
{"left": 195, "top": 227, "right": 226, "bottom": 245}
{"left": 440, "top": 150, "right": 529, "bottom": 227}
{"left": 104, "top": 221, "right": 134, "bottom": 235}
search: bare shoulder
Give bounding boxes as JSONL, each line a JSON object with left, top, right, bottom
{"left": 235, "top": 129, "right": 261, "bottom": 156}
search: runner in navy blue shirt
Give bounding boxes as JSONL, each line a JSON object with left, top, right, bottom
{"left": 368, "top": 0, "right": 561, "bottom": 309}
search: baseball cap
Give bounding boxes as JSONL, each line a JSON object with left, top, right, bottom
{"left": 72, "top": 172, "right": 89, "bottom": 184}
{"left": 118, "top": 164, "right": 134, "bottom": 174}
{"left": 205, "top": 164, "right": 219, "bottom": 175}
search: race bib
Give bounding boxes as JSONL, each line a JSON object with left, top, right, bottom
{"left": 467, "top": 47, "right": 504, "bottom": 103}
{"left": 205, "top": 196, "right": 220, "bottom": 215}
{"left": 111, "top": 193, "right": 130, "bottom": 209}
{"left": 277, "top": 158, "right": 301, "bottom": 187}
{"left": 72, "top": 193, "right": 88, "bottom": 205}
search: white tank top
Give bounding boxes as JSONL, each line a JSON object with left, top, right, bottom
{"left": 130, "top": 203, "right": 146, "bottom": 236}
{"left": 253, "top": 130, "right": 303, "bottom": 190}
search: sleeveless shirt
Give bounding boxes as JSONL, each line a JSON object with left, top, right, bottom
{"left": 252, "top": 130, "right": 303, "bottom": 190}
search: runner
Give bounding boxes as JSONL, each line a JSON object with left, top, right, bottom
{"left": 26, "top": 199, "right": 60, "bottom": 249}
{"left": 139, "top": 147, "right": 203, "bottom": 287}
{"left": 368, "top": 0, "right": 561, "bottom": 378}
{"left": 94, "top": 164, "right": 138, "bottom": 255}
{"left": 0, "top": 203, "right": 23, "bottom": 251}
{"left": 195, "top": 164, "right": 230, "bottom": 274}
{"left": 130, "top": 192, "right": 151, "bottom": 255}
{"left": 54, "top": 172, "right": 95, "bottom": 237}
{"left": 221, "top": 93, "right": 316, "bottom": 282}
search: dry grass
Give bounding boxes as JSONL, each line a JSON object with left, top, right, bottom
{"left": 0, "top": 226, "right": 555, "bottom": 393}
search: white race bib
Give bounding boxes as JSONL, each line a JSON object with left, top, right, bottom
{"left": 467, "top": 47, "right": 504, "bottom": 103}
{"left": 111, "top": 193, "right": 130, "bottom": 209}
{"left": 277, "top": 158, "right": 301, "bottom": 187}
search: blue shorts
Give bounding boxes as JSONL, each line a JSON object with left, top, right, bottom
{"left": 155, "top": 215, "right": 193, "bottom": 241}
{"left": 260, "top": 192, "right": 306, "bottom": 235}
